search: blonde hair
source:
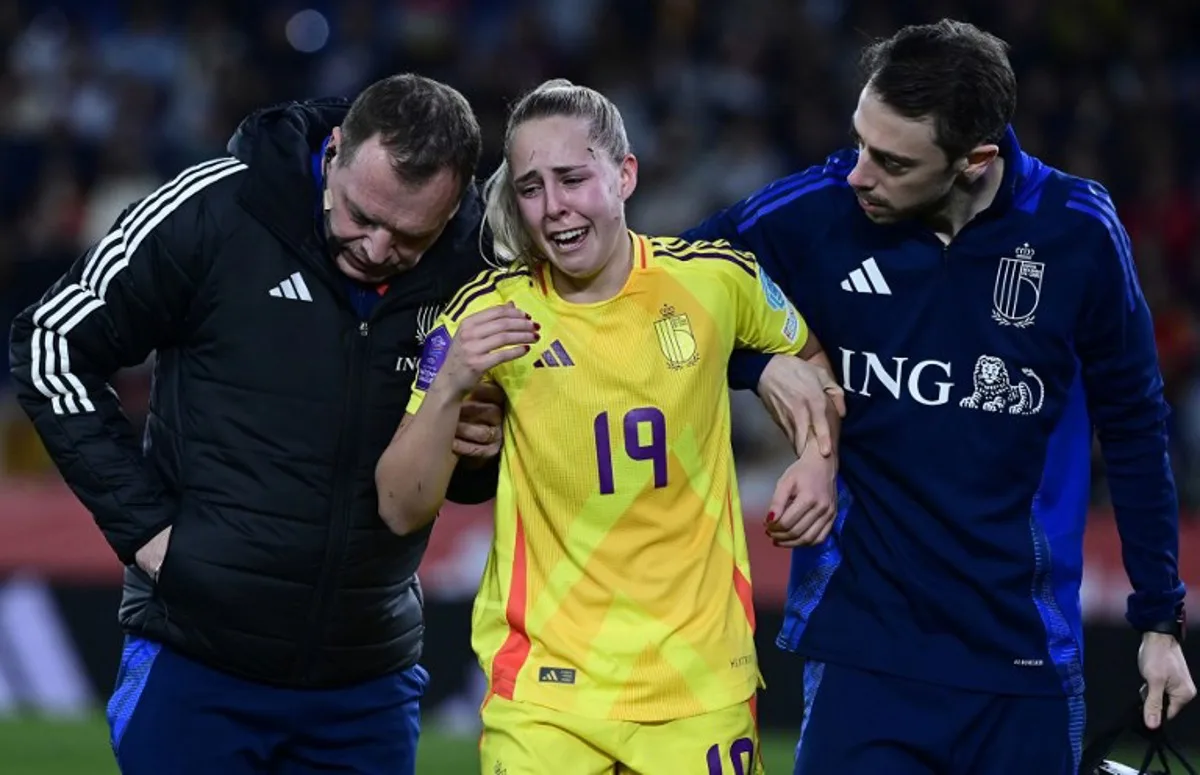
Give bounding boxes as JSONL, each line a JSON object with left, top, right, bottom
{"left": 482, "top": 79, "right": 631, "bottom": 269}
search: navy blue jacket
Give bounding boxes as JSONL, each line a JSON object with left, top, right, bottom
{"left": 688, "top": 128, "right": 1184, "bottom": 696}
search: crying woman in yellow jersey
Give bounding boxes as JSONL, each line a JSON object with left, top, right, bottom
{"left": 375, "top": 79, "right": 841, "bottom": 775}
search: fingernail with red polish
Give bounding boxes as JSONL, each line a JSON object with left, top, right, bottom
{"left": 766, "top": 511, "right": 776, "bottom": 523}
{"left": 533, "top": 323, "right": 541, "bottom": 331}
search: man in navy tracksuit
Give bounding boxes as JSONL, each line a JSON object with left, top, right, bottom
{"left": 685, "top": 19, "right": 1196, "bottom": 775}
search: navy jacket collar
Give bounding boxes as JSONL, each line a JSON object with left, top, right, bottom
{"left": 986, "top": 125, "right": 1035, "bottom": 217}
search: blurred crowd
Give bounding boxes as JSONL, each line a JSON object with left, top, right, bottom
{"left": 1, "top": 0, "right": 1198, "bottom": 509}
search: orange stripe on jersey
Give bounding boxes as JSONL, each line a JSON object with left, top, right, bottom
{"left": 490, "top": 511, "right": 531, "bottom": 699}
{"left": 729, "top": 492, "right": 756, "bottom": 633}
{"left": 635, "top": 233, "right": 649, "bottom": 268}
{"left": 535, "top": 263, "right": 549, "bottom": 295}
{"left": 734, "top": 567, "right": 754, "bottom": 633}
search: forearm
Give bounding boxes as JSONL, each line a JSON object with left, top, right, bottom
{"left": 375, "top": 387, "right": 464, "bottom": 535}
{"left": 1100, "top": 424, "right": 1184, "bottom": 628}
{"left": 806, "top": 350, "right": 841, "bottom": 452}
{"left": 814, "top": 386, "right": 842, "bottom": 455}
{"left": 10, "top": 319, "right": 175, "bottom": 565}
{"left": 1089, "top": 347, "right": 1181, "bottom": 625}
{"left": 1069, "top": 199, "right": 1186, "bottom": 629}
{"left": 38, "top": 410, "right": 177, "bottom": 564}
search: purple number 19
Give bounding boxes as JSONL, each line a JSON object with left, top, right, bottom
{"left": 706, "top": 738, "right": 755, "bottom": 775}
{"left": 592, "top": 407, "right": 667, "bottom": 495}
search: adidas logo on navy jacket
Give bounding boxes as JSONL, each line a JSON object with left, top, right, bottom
{"left": 683, "top": 127, "right": 1181, "bottom": 706}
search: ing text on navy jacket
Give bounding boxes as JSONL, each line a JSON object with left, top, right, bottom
{"left": 690, "top": 128, "right": 1184, "bottom": 697}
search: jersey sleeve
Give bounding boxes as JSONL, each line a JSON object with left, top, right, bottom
{"left": 405, "top": 313, "right": 458, "bottom": 416}
{"left": 720, "top": 245, "right": 809, "bottom": 357}
{"left": 684, "top": 163, "right": 835, "bottom": 391}
{"left": 405, "top": 269, "right": 509, "bottom": 415}
{"left": 684, "top": 207, "right": 782, "bottom": 391}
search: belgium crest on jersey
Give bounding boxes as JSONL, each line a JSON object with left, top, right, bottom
{"left": 654, "top": 304, "right": 699, "bottom": 370}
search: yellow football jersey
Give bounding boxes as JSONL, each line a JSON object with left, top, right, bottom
{"left": 407, "top": 232, "right": 808, "bottom": 722}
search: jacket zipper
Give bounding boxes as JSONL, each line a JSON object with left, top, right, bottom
{"left": 294, "top": 319, "right": 371, "bottom": 681}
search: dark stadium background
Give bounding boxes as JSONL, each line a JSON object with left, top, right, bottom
{"left": 1, "top": 0, "right": 1198, "bottom": 771}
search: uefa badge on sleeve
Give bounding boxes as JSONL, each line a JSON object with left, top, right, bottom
{"left": 759, "top": 269, "right": 788, "bottom": 311}
{"left": 415, "top": 325, "right": 452, "bottom": 392}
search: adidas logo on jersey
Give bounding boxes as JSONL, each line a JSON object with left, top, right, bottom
{"left": 268, "top": 271, "right": 313, "bottom": 302}
{"left": 538, "top": 667, "right": 576, "bottom": 684}
{"left": 840, "top": 257, "right": 891, "bottom": 295}
{"left": 532, "top": 339, "right": 574, "bottom": 368}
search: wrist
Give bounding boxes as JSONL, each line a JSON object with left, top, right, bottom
{"left": 1137, "top": 604, "right": 1186, "bottom": 644}
{"left": 1142, "top": 631, "right": 1179, "bottom": 648}
{"left": 754, "top": 355, "right": 782, "bottom": 395}
{"left": 798, "top": 435, "right": 838, "bottom": 467}
{"left": 427, "top": 377, "right": 471, "bottom": 409}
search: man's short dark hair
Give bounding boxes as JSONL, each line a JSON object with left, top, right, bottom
{"left": 339, "top": 73, "right": 482, "bottom": 194}
{"left": 859, "top": 19, "right": 1017, "bottom": 161}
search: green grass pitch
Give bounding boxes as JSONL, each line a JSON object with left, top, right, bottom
{"left": 0, "top": 715, "right": 790, "bottom": 774}
{"left": 0, "top": 714, "right": 1159, "bottom": 774}
{"left": 1, "top": 716, "right": 792, "bottom": 773}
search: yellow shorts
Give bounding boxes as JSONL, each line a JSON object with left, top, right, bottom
{"left": 478, "top": 693, "right": 763, "bottom": 775}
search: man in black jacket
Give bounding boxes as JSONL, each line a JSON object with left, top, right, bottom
{"left": 9, "top": 74, "right": 527, "bottom": 775}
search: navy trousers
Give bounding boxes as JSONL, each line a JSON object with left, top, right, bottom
{"left": 107, "top": 636, "right": 428, "bottom": 775}
{"left": 794, "top": 661, "right": 1083, "bottom": 775}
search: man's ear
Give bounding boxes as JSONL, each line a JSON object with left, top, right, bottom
{"left": 323, "top": 127, "right": 344, "bottom": 175}
{"left": 959, "top": 143, "right": 999, "bottom": 184}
